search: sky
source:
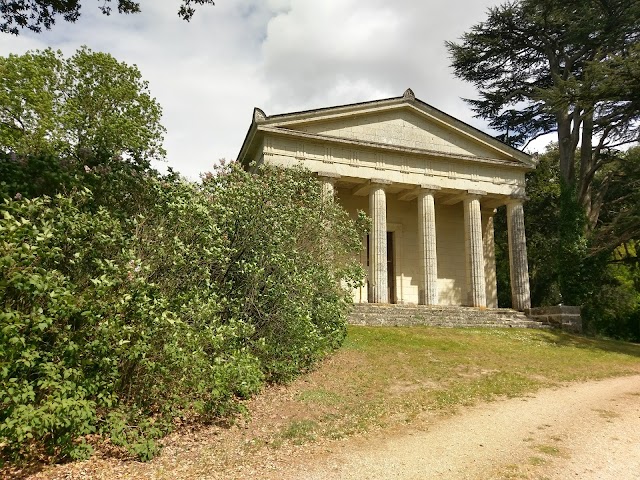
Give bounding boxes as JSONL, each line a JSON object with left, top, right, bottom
{"left": 0, "top": 0, "right": 553, "bottom": 180}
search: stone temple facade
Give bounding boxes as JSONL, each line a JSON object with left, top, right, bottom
{"left": 237, "top": 89, "right": 535, "bottom": 311}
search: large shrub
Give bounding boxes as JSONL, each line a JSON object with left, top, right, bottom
{"left": 197, "top": 163, "right": 366, "bottom": 380}
{"left": 0, "top": 160, "right": 365, "bottom": 463}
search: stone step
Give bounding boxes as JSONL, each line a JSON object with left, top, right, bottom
{"left": 348, "top": 304, "right": 554, "bottom": 330}
{"left": 350, "top": 308, "right": 524, "bottom": 317}
{"left": 349, "top": 311, "right": 528, "bottom": 319}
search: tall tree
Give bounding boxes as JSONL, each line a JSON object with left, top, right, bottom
{"left": 447, "top": 0, "right": 640, "bottom": 226}
{"left": 1, "top": 0, "right": 215, "bottom": 34}
{"left": 593, "top": 146, "right": 640, "bottom": 254}
{"left": 0, "top": 47, "right": 166, "bottom": 161}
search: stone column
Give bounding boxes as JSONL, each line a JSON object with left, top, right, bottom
{"left": 318, "top": 174, "right": 338, "bottom": 201}
{"left": 418, "top": 188, "right": 438, "bottom": 305}
{"left": 482, "top": 208, "right": 498, "bottom": 308}
{"left": 463, "top": 194, "right": 487, "bottom": 307}
{"left": 369, "top": 183, "right": 388, "bottom": 303}
{"left": 507, "top": 199, "right": 531, "bottom": 311}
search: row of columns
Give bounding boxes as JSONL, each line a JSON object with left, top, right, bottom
{"left": 319, "top": 177, "right": 531, "bottom": 311}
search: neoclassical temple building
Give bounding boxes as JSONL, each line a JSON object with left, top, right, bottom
{"left": 237, "top": 89, "right": 534, "bottom": 311}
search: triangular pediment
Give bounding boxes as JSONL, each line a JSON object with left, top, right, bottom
{"left": 238, "top": 92, "right": 535, "bottom": 169}
{"left": 291, "top": 107, "right": 515, "bottom": 161}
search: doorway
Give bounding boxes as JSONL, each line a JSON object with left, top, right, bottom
{"left": 387, "top": 232, "right": 395, "bottom": 304}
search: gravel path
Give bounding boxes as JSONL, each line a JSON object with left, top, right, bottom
{"left": 279, "top": 375, "right": 640, "bottom": 480}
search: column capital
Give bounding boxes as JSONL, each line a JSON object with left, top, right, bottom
{"left": 465, "top": 189, "right": 487, "bottom": 200}
{"left": 370, "top": 178, "right": 393, "bottom": 189}
{"left": 506, "top": 194, "right": 527, "bottom": 205}
{"left": 418, "top": 184, "right": 441, "bottom": 196}
{"left": 399, "top": 184, "right": 439, "bottom": 202}
{"left": 481, "top": 207, "right": 497, "bottom": 217}
{"left": 352, "top": 179, "right": 391, "bottom": 197}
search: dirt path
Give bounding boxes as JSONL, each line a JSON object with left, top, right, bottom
{"left": 17, "top": 374, "right": 640, "bottom": 480}
{"left": 275, "top": 375, "right": 640, "bottom": 480}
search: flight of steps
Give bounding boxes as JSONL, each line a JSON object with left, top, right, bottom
{"left": 348, "top": 304, "right": 554, "bottom": 329}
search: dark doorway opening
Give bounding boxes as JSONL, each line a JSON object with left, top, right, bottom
{"left": 387, "top": 232, "right": 395, "bottom": 304}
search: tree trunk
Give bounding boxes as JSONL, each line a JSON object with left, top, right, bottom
{"left": 556, "top": 110, "right": 577, "bottom": 186}
{"left": 579, "top": 110, "right": 595, "bottom": 226}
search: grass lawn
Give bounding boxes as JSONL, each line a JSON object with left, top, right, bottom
{"left": 267, "top": 325, "right": 640, "bottom": 445}
{"left": 12, "top": 326, "right": 640, "bottom": 479}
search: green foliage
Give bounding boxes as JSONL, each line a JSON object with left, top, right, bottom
{"left": 0, "top": 47, "right": 166, "bottom": 161}
{"left": 0, "top": 152, "right": 79, "bottom": 200}
{"left": 594, "top": 147, "right": 640, "bottom": 254}
{"left": 1, "top": 194, "right": 137, "bottom": 460}
{"left": 195, "top": 163, "right": 365, "bottom": 381}
{"left": 0, "top": 160, "right": 365, "bottom": 463}
{"left": 0, "top": 44, "right": 364, "bottom": 465}
{"left": 495, "top": 144, "right": 640, "bottom": 339}
{"left": 1, "top": 0, "right": 216, "bottom": 35}
{"left": 556, "top": 180, "right": 592, "bottom": 306}
{"left": 493, "top": 210, "right": 512, "bottom": 309}
{"left": 446, "top": 0, "right": 640, "bottom": 156}
{"left": 448, "top": 0, "right": 640, "bottom": 229}
{"left": 523, "top": 149, "right": 563, "bottom": 306}
{"left": 585, "top": 243, "right": 640, "bottom": 341}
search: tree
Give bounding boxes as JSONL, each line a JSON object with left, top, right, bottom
{"left": 593, "top": 146, "right": 640, "bottom": 254}
{"left": 1, "top": 0, "right": 215, "bottom": 35}
{"left": 447, "top": 0, "right": 640, "bottom": 226}
{"left": 0, "top": 47, "right": 166, "bottom": 161}
{"left": 494, "top": 144, "right": 640, "bottom": 337}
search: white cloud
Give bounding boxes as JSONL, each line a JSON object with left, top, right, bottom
{"left": 258, "top": 0, "right": 498, "bottom": 116}
{"left": 1, "top": 0, "right": 529, "bottom": 179}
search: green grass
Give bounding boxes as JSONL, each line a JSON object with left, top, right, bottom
{"left": 528, "top": 456, "right": 547, "bottom": 466}
{"left": 278, "top": 420, "right": 319, "bottom": 445}
{"left": 296, "top": 389, "right": 344, "bottom": 405}
{"left": 535, "top": 444, "right": 562, "bottom": 456}
{"left": 25, "top": 325, "right": 639, "bottom": 479}
{"left": 268, "top": 326, "right": 640, "bottom": 445}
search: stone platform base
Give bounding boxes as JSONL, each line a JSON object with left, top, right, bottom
{"left": 525, "top": 306, "right": 582, "bottom": 333}
{"left": 348, "top": 304, "right": 554, "bottom": 329}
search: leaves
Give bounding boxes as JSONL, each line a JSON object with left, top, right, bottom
{"left": 0, "top": 162, "right": 364, "bottom": 463}
{"left": 448, "top": 0, "right": 640, "bottom": 223}
{"left": 0, "top": 0, "right": 216, "bottom": 35}
{"left": 0, "top": 47, "right": 166, "bottom": 162}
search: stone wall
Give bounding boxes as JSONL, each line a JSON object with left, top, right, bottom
{"left": 525, "top": 306, "right": 582, "bottom": 333}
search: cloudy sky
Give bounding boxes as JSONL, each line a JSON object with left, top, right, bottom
{"left": 0, "top": 0, "right": 550, "bottom": 179}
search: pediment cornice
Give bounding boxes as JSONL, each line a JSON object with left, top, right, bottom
{"left": 237, "top": 89, "right": 536, "bottom": 170}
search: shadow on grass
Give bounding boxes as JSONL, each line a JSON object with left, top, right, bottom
{"left": 530, "top": 330, "right": 640, "bottom": 358}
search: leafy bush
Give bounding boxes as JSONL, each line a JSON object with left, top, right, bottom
{"left": 197, "top": 163, "right": 366, "bottom": 381}
{"left": 0, "top": 160, "right": 365, "bottom": 463}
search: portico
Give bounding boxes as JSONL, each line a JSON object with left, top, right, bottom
{"left": 238, "top": 89, "right": 535, "bottom": 310}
